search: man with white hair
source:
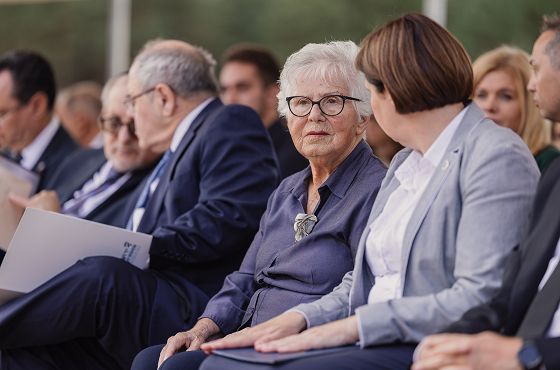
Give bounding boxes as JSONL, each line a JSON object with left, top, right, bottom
{"left": 0, "top": 40, "right": 279, "bottom": 370}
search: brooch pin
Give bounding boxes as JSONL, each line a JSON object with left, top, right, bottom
{"left": 294, "top": 213, "right": 318, "bottom": 241}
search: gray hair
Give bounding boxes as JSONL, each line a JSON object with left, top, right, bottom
{"left": 100, "top": 72, "right": 127, "bottom": 106}
{"left": 278, "top": 41, "right": 372, "bottom": 119}
{"left": 130, "top": 39, "right": 218, "bottom": 96}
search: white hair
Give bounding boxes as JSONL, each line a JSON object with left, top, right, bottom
{"left": 278, "top": 41, "right": 372, "bottom": 119}
{"left": 130, "top": 39, "right": 218, "bottom": 96}
{"left": 100, "top": 72, "right": 127, "bottom": 106}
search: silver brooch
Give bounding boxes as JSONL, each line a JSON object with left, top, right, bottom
{"left": 294, "top": 213, "right": 318, "bottom": 241}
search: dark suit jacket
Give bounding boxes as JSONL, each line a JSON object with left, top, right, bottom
{"left": 34, "top": 125, "right": 80, "bottom": 192}
{"left": 446, "top": 157, "right": 560, "bottom": 369}
{"left": 48, "top": 148, "right": 155, "bottom": 228}
{"left": 131, "top": 98, "right": 279, "bottom": 299}
{"left": 268, "top": 118, "right": 308, "bottom": 179}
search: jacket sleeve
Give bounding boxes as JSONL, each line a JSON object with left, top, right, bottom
{"left": 444, "top": 159, "right": 560, "bottom": 334}
{"left": 442, "top": 246, "right": 521, "bottom": 334}
{"left": 289, "top": 270, "right": 355, "bottom": 328}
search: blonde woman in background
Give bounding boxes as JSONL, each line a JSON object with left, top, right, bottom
{"left": 473, "top": 45, "right": 560, "bottom": 172}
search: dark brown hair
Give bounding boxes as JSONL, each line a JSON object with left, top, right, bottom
{"left": 221, "top": 44, "right": 280, "bottom": 86}
{"left": 356, "top": 13, "right": 473, "bottom": 114}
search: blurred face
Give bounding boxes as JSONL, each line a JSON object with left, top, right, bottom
{"left": 474, "top": 70, "right": 523, "bottom": 134}
{"left": 101, "top": 77, "right": 159, "bottom": 172}
{"left": 0, "top": 70, "right": 35, "bottom": 151}
{"left": 528, "top": 31, "right": 560, "bottom": 122}
{"left": 219, "top": 62, "right": 268, "bottom": 116}
{"left": 286, "top": 78, "right": 366, "bottom": 165}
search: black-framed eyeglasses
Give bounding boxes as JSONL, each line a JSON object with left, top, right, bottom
{"left": 124, "top": 87, "right": 156, "bottom": 110}
{"left": 98, "top": 116, "right": 136, "bottom": 136}
{"left": 286, "top": 94, "right": 362, "bottom": 117}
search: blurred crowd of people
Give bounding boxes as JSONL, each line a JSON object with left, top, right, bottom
{"left": 0, "top": 11, "right": 559, "bottom": 370}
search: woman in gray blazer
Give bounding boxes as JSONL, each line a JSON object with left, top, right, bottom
{"left": 196, "top": 13, "right": 541, "bottom": 370}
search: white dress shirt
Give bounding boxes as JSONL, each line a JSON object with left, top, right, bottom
{"left": 20, "top": 116, "right": 60, "bottom": 170}
{"left": 365, "top": 107, "right": 466, "bottom": 304}
{"left": 61, "top": 161, "right": 131, "bottom": 218}
{"left": 538, "top": 237, "right": 560, "bottom": 337}
{"left": 129, "top": 97, "right": 215, "bottom": 232}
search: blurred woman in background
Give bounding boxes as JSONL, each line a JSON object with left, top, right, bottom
{"left": 473, "top": 45, "right": 560, "bottom": 171}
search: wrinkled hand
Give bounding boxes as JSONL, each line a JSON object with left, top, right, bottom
{"left": 9, "top": 191, "right": 61, "bottom": 213}
{"left": 412, "top": 332, "right": 523, "bottom": 370}
{"left": 200, "top": 311, "right": 307, "bottom": 354}
{"left": 412, "top": 333, "right": 471, "bottom": 370}
{"left": 158, "top": 318, "right": 220, "bottom": 368}
{"left": 255, "top": 316, "right": 359, "bottom": 353}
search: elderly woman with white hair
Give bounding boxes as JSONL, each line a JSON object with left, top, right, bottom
{"left": 131, "top": 40, "right": 387, "bottom": 370}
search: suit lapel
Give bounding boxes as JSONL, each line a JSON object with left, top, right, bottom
{"left": 59, "top": 151, "right": 106, "bottom": 202}
{"left": 32, "top": 127, "right": 61, "bottom": 175}
{"left": 513, "top": 176, "right": 560, "bottom": 308}
{"left": 138, "top": 99, "right": 222, "bottom": 233}
{"left": 399, "top": 105, "right": 484, "bottom": 287}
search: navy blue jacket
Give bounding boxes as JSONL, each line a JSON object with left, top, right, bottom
{"left": 33, "top": 125, "right": 80, "bottom": 192}
{"left": 132, "top": 98, "right": 280, "bottom": 298}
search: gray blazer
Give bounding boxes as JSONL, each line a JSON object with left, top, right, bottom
{"left": 291, "top": 104, "right": 540, "bottom": 347}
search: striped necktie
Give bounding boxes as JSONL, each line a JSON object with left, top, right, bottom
{"left": 62, "top": 167, "right": 123, "bottom": 217}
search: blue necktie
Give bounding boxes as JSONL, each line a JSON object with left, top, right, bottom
{"left": 126, "top": 150, "right": 172, "bottom": 230}
{"left": 63, "top": 167, "right": 123, "bottom": 217}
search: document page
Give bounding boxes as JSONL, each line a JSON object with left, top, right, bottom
{"left": 0, "top": 208, "right": 152, "bottom": 294}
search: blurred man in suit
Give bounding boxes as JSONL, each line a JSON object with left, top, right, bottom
{"left": 0, "top": 50, "right": 79, "bottom": 191}
{"left": 413, "top": 13, "right": 560, "bottom": 370}
{"left": 220, "top": 44, "right": 307, "bottom": 178}
{"left": 10, "top": 73, "right": 159, "bottom": 228}
{"left": 56, "top": 81, "right": 104, "bottom": 148}
{"left": 0, "top": 40, "right": 279, "bottom": 370}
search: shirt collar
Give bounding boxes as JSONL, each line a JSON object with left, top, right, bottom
{"left": 170, "top": 97, "right": 215, "bottom": 152}
{"left": 394, "top": 106, "right": 467, "bottom": 190}
{"left": 422, "top": 106, "right": 467, "bottom": 168}
{"left": 20, "top": 116, "right": 60, "bottom": 170}
{"left": 291, "top": 140, "right": 373, "bottom": 199}
{"left": 88, "top": 132, "right": 104, "bottom": 149}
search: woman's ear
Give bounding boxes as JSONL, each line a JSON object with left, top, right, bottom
{"left": 357, "top": 114, "right": 370, "bottom": 136}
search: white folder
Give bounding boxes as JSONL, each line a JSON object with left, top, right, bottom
{"left": 0, "top": 208, "right": 152, "bottom": 304}
{"left": 0, "top": 156, "right": 39, "bottom": 250}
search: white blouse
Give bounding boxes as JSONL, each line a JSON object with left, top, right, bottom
{"left": 365, "top": 107, "right": 466, "bottom": 304}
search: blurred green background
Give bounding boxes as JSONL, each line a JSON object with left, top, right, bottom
{"left": 0, "top": 0, "right": 557, "bottom": 88}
